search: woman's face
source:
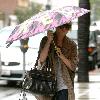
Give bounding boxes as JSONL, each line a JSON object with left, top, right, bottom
{"left": 56, "top": 26, "right": 69, "bottom": 36}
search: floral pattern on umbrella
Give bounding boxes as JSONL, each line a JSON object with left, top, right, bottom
{"left": 6, "top": 6, "right": 90, "bottom": 47}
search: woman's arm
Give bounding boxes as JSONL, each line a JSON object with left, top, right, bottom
{"left": 56, "top": 46, "right": 78, "bottom": 72}
{"left": 39, "top": 31, "right": 53, "bottom": 63}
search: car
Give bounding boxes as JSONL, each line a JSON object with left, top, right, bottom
{"left": 0, "top": 26, "right": 46, "bottom": 85}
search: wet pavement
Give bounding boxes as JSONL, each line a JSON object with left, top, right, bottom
{"left": 0, "top": 69, "right": 100, "bottom": 100}
{"left": 74, "top": 69, "right": 100, "bottom": 100}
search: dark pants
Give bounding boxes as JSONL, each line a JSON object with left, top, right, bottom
{"left": 52, "top": 89, "right": 68, "bottom": 100}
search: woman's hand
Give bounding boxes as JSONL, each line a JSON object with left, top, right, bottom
{"left": 56, "top": 47, "right": 63, "bottom": 58}
{"left": 47, "top": 30, "right": 54, "bottom": 44}
{"left": 39, "top": 30, "right": 53, "bottom": 63}
{"left": 56, "top": 47, "right": 74, "bottom": 71}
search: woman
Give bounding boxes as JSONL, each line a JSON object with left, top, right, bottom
{"left": 35, "top": 22, "right": 78, "bottom": 100}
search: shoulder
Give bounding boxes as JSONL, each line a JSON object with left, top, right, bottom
{"left": 65, "top": 36, "right": 77, "bottom": 47}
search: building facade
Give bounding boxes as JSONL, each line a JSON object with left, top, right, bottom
{"left": 0, "top": 0, "right": 29, "bottom": 28}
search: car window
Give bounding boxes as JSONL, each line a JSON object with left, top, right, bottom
{"left": 67, "top": 25, "right": 99, "bottom": 46}
{"left": 0, "top": 26, "right": 20, "bottom": 47}
{"left": 67, "top": 29, "right": 78, "bottom": 45}
{"left": 67, "top": 30, "right": 77, "bottom": 39}
{"left": 28, "top": 33, "right": 46, "bottom": 49}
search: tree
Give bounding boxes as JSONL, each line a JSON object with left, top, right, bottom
{"left": 90, "top": 0, "right": 100, "bottom": 21}
{"left": 14, "top": 2, "right": 43, "bottom": 24}
{"left": 78, "top": 0, "right": 90, "bottom": 82}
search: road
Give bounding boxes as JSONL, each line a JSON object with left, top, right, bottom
{"left": 0, "top": 80, "right": 37, "bottom": 100}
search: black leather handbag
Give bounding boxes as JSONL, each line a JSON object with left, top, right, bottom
{"left": 22, "top": 57, "right": 56, "bottom": 96}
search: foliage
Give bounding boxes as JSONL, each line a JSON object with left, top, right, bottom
{"left": 14, "top": 3, "right": 43, "bottom": 24}
{"left": 90, "top": 0, "right": 100, "bottom": 21}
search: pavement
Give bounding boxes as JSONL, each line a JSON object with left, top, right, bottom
{"left": 74, "top": 68, "right": 100, "bottom": 100}
{"left": 1, "top": 69, "right": 100, "bottom": 100}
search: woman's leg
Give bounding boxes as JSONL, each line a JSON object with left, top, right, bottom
{"left": 35, "top": 95, "right": 52, "bottom": 100}
{"left": 55, "top": 89, "right": 68, "bottom": 100}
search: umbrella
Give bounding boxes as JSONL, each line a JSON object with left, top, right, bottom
{"left": 6, "top": 6, "right": 90, "bottom": 47}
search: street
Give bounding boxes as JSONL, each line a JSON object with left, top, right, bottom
{"left": 0, "top": 80, "right": 37, "bottom": 100}
{"left": 0, "top": 70, "right": 100, "bottom": 100}
{"left": 75, "top": 70, "right": 100, "bottom": 100}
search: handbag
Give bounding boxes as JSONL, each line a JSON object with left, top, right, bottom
{"left": 22, "top": 56, "right": 56, "bottom": 96}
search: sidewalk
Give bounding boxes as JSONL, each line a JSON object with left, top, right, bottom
{"left": 74, "top": 69, "right": 100, "bottom": 100}
{"left": 1, "top": 69, "right": 99, "bottom": 100}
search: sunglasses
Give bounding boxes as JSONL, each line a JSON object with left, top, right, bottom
{"left": 59, "top": 24, "right": 71, "bottom": 29}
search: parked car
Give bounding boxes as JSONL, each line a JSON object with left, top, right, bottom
{"left": 0, "top": 26, "right": 46, "bottom": 85}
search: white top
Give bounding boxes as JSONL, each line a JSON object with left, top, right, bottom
{"left": 56, "top": 58, "right": 68, "bottom": 91}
